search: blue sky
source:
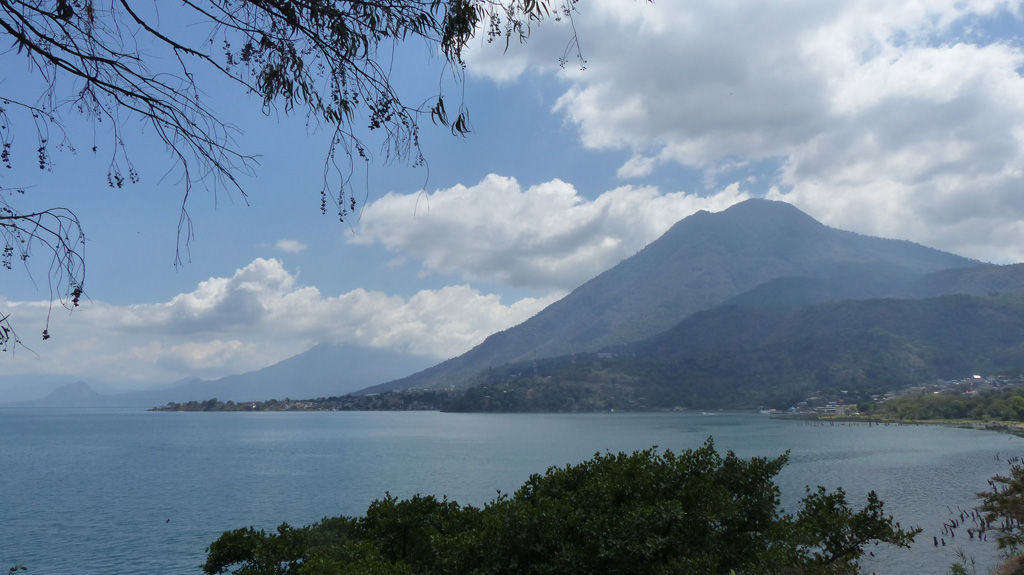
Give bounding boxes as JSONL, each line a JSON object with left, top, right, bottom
{"left": 4, "top": 0, "right": 1024, "bottom": 398}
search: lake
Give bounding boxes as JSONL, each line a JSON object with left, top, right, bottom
{"left": 2, "top": 408, "right": 1020, "bottom": 574}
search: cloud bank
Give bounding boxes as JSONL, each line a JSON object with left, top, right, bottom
{"left": 467, "top": 0, "right": 1024, "bottom": 263}
{"left": 10, "top": 0, "right": 1024, "bottom": 392}
{"left": 1, "top": 259, "right": 558, "bottom": 385}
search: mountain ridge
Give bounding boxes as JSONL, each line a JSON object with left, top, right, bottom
{"left": 368, "top": 199, "right": 980, "bottom": 393}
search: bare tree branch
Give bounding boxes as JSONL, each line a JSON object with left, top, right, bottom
{"left": 1, "top": 186, "right": 85, "bottom": 352}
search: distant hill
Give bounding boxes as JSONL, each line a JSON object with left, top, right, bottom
{"left": 370, "top": 199, "right": 979, "bottom": 393}
{"left": 4, "top": 343, "right": 436, "bottom": 407}
{"left": 445, "top": 292, "right": 1024, "bottom": 412}
{"left": 147, "top": 343, "right": 437, "bottom": 403}
{"left": 13, "top": 381, "right": 118, "bottom": 407}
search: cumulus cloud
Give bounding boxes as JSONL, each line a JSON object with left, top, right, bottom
{"left": 0, "top": 259, "right": 558, "bottom": 384}
{"left": 351, "top": 175, "right": 750, "bottom": 291}
{"left": 466, "top": 0, "right": 1024, "bottom": 262}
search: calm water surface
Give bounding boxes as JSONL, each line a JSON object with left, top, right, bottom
{"left": 2, "top": 409, "right": 1020, "bottom": 574}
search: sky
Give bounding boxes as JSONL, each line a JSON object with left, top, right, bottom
{"left": 3, "top": 0, "right": 1024, "bottom": 398}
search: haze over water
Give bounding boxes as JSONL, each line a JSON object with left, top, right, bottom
{"left": 2, "top": 409, "right": 1018, "bottom": 574}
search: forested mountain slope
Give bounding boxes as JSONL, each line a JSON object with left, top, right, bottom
{"left": 445, "top": 293, "right": 1024, "bottom": 411}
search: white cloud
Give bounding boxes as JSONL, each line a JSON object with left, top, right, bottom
{"left": 617, "top": 155, "right": 658, "bottom": 179}
{"left": 274, "top": 239, "right": 308, "bottom": 253}
{"left": 351, "top": 175, "right": 750, "bottom": 291}
{"left": 468, "top": 0, "right": 1024, "bottom": 262}
{"left": 0, "top": 259, "right": 558, "bottom": 385}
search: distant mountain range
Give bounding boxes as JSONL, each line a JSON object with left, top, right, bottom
{"left": 368, "top": 199, "right": 990, "bottom": 393}
{"left": 5, "top": 343, "right": 436, "bottom": 407}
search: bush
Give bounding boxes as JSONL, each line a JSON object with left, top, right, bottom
{"left": 204, "top": 439, "right": 918, "bottom": 575}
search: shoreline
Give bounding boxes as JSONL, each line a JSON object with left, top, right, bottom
{"left": 776, "top": 413, "right": 1024, "bottom": 438}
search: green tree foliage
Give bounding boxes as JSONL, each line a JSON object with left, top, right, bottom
{"left": 203, "top": 440, "right": 919, "bottom": 575}
{"left": 0, "top": 0, "right": 585, "bottom": 349}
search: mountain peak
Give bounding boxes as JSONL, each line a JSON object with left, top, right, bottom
{"left": 15, "top": 381, "right": 112, "bottom": 407}
{"left": 725, "top": 197, "right": 809, "bottom": 213}
{"left": 675, "top": 199, "right": 817, "bottom": 224}
{"left": 371, "top": 201, "right": 979, "bottom": 392}
{"left": 48, "top": 381, "right": 100, "bottom": 398}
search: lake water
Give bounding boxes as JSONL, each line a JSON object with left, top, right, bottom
{"left": 2, "top": 408, "right": 1021, "bottom": 574}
